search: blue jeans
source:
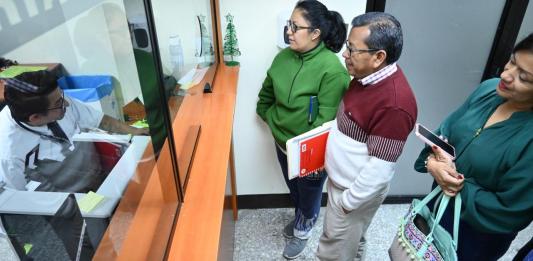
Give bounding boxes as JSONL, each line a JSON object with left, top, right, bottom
{"left": 276, "top": 145, "right": 327, "bottom": 239}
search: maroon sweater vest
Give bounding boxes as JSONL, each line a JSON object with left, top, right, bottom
{"left": 336, "top": 67, "right": 418, "bottom": 162}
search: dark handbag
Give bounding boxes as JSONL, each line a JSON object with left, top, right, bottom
{"left": 389, "top": 186, "right": 461, "bottom": 261}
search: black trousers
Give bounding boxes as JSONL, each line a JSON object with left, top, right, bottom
{"left": 275, "top": 145, "right": 327, "bottom": 237}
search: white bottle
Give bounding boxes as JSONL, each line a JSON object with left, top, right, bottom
{"left": 169, "top": 35, "right": 184, "bottom": 79}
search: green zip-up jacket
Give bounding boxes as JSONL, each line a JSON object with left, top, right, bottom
{"left": 256, "top": 42, "right": 350, "bottom": 148}
{"left": 415, "top": 78, "right": 533, "bottom": 234}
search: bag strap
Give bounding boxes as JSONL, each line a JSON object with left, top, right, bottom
{"left": 416, "top": 189, "right": 462, "bottom": 257}
{"left": 452, "top": 192, "right": 462, "bottom": 249}
{"left": 429, "top": 194, "right": 450, "bottom": 234}
{"left": 411, "top": 186, "right": 442, "bottom": 215}
{"left": 432, "top": 192, "right": 444, "bottom": 217}
{"left": 431, "top": 192, "right": 462, "bottom": 250}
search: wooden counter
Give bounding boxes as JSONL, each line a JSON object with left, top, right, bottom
{"left": 167, "top": 64, "right": 239, "bottom": 260}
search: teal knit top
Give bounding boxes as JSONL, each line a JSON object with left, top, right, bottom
{"left": 415, "top": 78, "right": 533, "bottom": 234}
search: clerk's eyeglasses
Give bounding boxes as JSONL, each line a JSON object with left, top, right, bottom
{"left": 46, "top": 90, "right": 65, "bottom": 111}
{"left": 286, "top": 20, "right": 314, "bottom": 32}
{"left": 345, "top": 40, "right": 379, "bottom": 56}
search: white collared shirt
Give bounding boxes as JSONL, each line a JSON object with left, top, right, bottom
{"left": 358, "top": 63, "right": 397, "bottom": 86}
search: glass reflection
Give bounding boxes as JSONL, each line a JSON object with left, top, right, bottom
{"left": 151, "top": 0, "right": 218, "bottom": 190}
{"left": 152, "top": 0, "right": 216, "bottom": 91}
{"left": 0, "top": 0, "right": 181, "bottom": 259}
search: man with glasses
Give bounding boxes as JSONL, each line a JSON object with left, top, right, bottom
{"left": 0, "top": 70, "right": 148, "bottom": 191}
{"left": 316, "top": 12, "right": 417, "bottom": 260}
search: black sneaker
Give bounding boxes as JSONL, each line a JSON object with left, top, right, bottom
{"left": 282, "top": 219, "right": 295, "bottom": 239}
{"left": 282, "top": 237, "right": 308, "bottom": 260}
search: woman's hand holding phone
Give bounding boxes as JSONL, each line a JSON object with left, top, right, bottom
{"left": 427, "top": 146, "right": 464, "bottom": 197}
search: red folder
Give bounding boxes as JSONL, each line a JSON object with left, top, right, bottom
{"left": 299, "top": 131, "right": 329, "bottom": 177}
{"left": 286, "top": 121, "right": 332, "bottom": 179}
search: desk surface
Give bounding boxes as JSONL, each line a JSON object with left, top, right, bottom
{"left": 167, "top": 64, "right": 239, "bottom": 260}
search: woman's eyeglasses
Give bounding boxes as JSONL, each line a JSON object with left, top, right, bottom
{"left": 345, "top": 40, "right": 379, "bottom": 56}
{"left": 286, "top": 20, "right": 313, "bottom": 32}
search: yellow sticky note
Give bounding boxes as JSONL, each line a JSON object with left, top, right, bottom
{"left": 78, "top": 191, "right": 105, "bottom": 213}
{"left": 24, "top": 243, "right": 33, "bottom": 254}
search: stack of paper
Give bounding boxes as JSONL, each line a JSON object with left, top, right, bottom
{"left": 178, "top": 67, "right": 208, "bottom": 90}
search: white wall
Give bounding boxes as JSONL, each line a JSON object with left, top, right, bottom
{"left": 221, "top": 0, "right": 366, "bottom": 195}
{"left": 0, "top": 0, "right": 142, "bottom": 108}
{"left": 517, "top": 2, "right": 533, "bottom": 45}
{"left": 385, "top": 0, "right": 505, "bottom": 195}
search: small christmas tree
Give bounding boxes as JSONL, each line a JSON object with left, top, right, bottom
{"left": 223, "top": 13, "right": 241, "bottom": 66}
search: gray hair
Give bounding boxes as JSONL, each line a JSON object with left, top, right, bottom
{"left": 351, "top": 12, "right": 403, "bottom": 64}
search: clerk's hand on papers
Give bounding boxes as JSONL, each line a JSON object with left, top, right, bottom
{"left": 130, "top": 127, "right": 149, "bottom": 136}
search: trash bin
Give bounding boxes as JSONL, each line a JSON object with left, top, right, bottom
{"left": 58, "top": 75, "right": 122, "bottom": 120}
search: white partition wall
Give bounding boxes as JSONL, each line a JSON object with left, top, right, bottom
{"left": 385, "top": 0, "right": 506, "bottom": 195}
{"left": 517, "top": 2, "right": 533, "bottom": 44}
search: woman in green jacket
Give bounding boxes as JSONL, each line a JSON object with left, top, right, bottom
{"left": 256, "top": 1, "right": 349, "bottom": 259}
{"left": 414, "top": 33, "right": 533, "bottom": 260}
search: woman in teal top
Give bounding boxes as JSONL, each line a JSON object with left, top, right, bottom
{"left": 256, "top": 1, "right": 349, "bottom": 259}
{"left": 414, "top": 33, "right": 533, "bottom": 260}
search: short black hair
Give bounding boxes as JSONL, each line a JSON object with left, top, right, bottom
{"left": 351, "top": 12, "right": 403, "bottom": 64}
{"left": 295, "top": 0, "right": 347, "bottom": 53}
{"left": 4, "top": 70, "right": 59, "bottom": 122}
{"left": 514, "top": 33, "right": 533, "bottom": 54}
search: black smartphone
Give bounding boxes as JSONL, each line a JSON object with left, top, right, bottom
{"left": 415, "top": 123, "right": 455, "bottom": 160}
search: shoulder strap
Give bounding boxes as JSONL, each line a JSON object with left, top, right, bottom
{"left": 412, "top": 186, "right": 442, "bottom": 215}
{"left": 452, "top": 193, "right": 462, "bottom": 250}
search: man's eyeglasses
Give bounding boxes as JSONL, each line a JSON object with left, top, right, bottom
{"left": 47, "top": 90, "right": 65, "bottom": 111}
{"left": 286, "top": 20, "right": 313, "bottom": 32}
{"left": 345, "top": 40, "right": 379, "bottom": 56}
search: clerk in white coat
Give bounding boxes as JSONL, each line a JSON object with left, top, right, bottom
{"left": 0, "top": 70, "right": 148, "bottom": 192}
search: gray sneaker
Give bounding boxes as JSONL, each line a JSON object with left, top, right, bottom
{"left": 282, "top": 219, "right": 295, "bottom": 239}
{"left": 283, "top": 237, "right": 308, "bottom": 259}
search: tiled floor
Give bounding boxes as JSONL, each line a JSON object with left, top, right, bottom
{"left": 0, "top": 205, "right": 530, "bottom": 260}
{"left": 234, "top": 205, "right": 532, "bottom": 261}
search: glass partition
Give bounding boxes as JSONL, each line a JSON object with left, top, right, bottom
{"left": 0, "top": 0, "right": 220, "bottom": 258}
{"left": 149, "top": 0, "right": 219, "bottom": 190}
